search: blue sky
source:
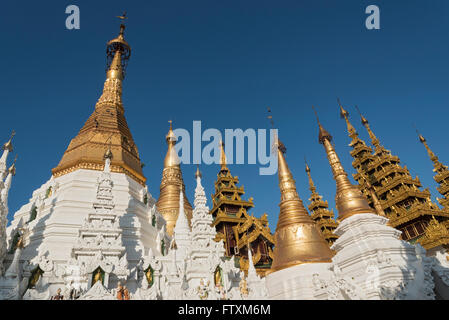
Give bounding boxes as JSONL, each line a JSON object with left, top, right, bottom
{"left": 1, "top": 1, "right": 448, "bottom": 230}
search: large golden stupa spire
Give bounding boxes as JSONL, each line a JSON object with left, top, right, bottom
{"left": 156, "top": 121, "right": 193, "bottom": 236}
{"left": 314, "top": 107, "right": 375, "bottom": 221}
{"left": 52, "top": 20, "right": 145, "bottom": 184}
{"left": 270, "top": 134, "right": 334, "bottom": 273}
{"left": 418, "top": 131, "right": 449, "bottom": 209}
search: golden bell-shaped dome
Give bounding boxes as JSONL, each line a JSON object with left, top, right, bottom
{"left": 270, "top": 140, "right": 334, "bottom": 273}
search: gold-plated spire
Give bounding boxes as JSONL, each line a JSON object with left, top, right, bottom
{"left": 314, "top": 108, "right": 375, "bottom": 221}
{"left": 219, "top": 140, "right": 228, "bottom": 171}
{"left": 417, "top": 130, "right": 449, "bottom": 209}
{"left": 156, "top": 121, "right": 193, "bottom": 236}
{"left": 355, "top": 106, "right": 384, "bottom": 154}
{"left": 418, "top": 131, "right": 441, "bottom": 167}
{"left": 338, "top": 100, "right": 358, "bottom": 140}
{"left": 52, "top": 21, "right": 145, "bottom": 185}
{"left": 270, "top": 136, "right": 334, "bottom": 273}
{"left": 305, "top": 159, "right": 315, "bottom": 194}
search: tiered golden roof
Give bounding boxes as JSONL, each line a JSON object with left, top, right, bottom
{"left": 52, "top": 24, "right": 146, "bottom": 185}
{"left": 418, "top": 216, "right": 449, "bottom": 251}
{"left": 210, "top": 142, "right": 274, "bottom": 277}
{"left": 418, "top": 133, "right": 449, "bottom": 210}
{"left": 339, "top": 103, "right": 386, "bottom": 217}
{"left": 315, "top": 110, "right": 375, "bottom": 221}
{"left": 305, "top": 161, "right": 339, "bottom": 245}
{"left": 156, "top": 121, "right": 193, "bottom": 236}
{"left": 270, "top": 138, "right": 334, "bottom": 273}
{"left": 340, "top": 104, "right": 449, "bottom": 243}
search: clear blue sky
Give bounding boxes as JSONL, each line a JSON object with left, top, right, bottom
{"left": 1, "top": 1, "right": 448, "bottom": 230}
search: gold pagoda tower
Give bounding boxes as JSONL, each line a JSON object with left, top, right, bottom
{"left": 156, "top": 121, "right": 193, "bottom": 236}
{"left": 52, "top": 23, "right": 146, "bottom": 185}
{"left": 338, "top": 102, "right": 449, "bottom": 243}
{"left": 305, "top": 161, "right": 339, "bottom": 245}
{"left": 210, "top": 142, "right": 275, "bottom": 276}
{"left": 270, "top": 137, "right": 334, "bottom": 273}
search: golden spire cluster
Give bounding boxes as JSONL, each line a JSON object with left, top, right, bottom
{"left": 156, "top": 121, "right": 193, "bottom": 236}
{"left": 314, "top": 107, "right": 375, "bottom": 221}
{"left": 338, "top": 102, "right": 449, "bottom": 244}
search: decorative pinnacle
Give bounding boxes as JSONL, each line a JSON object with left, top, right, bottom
{"left": 313, "top": 106, "right": 332, "bottom": 144}
{"left": 116, "top": 11, "right": 128, "bottom": 22}
{"left": 305, "top": 157, "right": 316, "bottom": 194}
{"left": 3, "top": 130, "right": 15, "bottom": 152}
{"left": 304, "top": 156, "right": 310, "bottom": 173}
{"left": 413, "top": 125, "right": 427, "bottom": 144}
{"left": 219, "top": 140, "right": 228, "bottom": 169}
{"left": 415, "top": 126, "right": 440, "bottom": 165}
{"left": 166, "top": 120, "right": 176, "bottom": 143}
{"left": 355, "top": 105, "right": 369, "bottom": 125}
{"left": 195, "top": 165, "right": 202, "bottom": 179}
{"left": 267, "top": 107, "right": 285, "bottom": 154}
{"left": 338, "top": 98, "right": 348, "bottom": 118}
{"left": 9, "top": 155, "right": 17, "bottom": 176}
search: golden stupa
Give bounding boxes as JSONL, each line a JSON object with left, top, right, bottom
{"left": 156, "top": 121, "right": 193, "bottom": 236}
{"left": 52, "top": 23, "right": 145, "bottom": 185}
{"left": 270, "top": 137, "right": 334, "bottom": 273}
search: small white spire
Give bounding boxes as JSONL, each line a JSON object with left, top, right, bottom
{"left": 194, "top": 166, "right": 207, "bottom": 209}
{"left": 247, "top": 242, "right": 257, "bottom": 278}
{"left": 174, "top": 191, "right": 190, "bottom": 234}
{"left": 1, "top": 160, "right": 16, "bottom": 209}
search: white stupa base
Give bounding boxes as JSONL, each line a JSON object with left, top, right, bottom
{"left": 265, "top": 262, "right": 332, "bottom": 299}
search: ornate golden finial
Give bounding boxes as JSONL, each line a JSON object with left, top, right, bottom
{"left": 315, "top": 110, "right": 375, "bottom": 220}
{"left": 355, "top": 105, "right": 369, "bottom": 125}
{"left": 355, "top": 106, "right": 382, "bottom": 151}
{"left": 338, "top": 100, "right": 357, "bottom": 138}
{"left": 3, "top": 130, "right": 15, "bottom": 152}
{"left": 219, "top": 140, "right": 228, "bottom": 170}
{"left": 313, "top": 106, "right": 332, "bottom": 144}
{"left": 105, "top": 14, "right": 131, "bottom": 80}
{"left": 116, "top": 11, "right": 128, "bottom": 23}
{"left": 195, "top": 165, "right": 202, "bottom": 179}
{"left": 270, "top": 132, "right": 334, "bottom": 273}
{"left": 415, "top": 127, "right": 439, "bottom": 165}
{"left": 305, "top": 157, "right": 316, "bottom": 194}
{"left": 164, "top": 120, "right": 179, "bottom": 167}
